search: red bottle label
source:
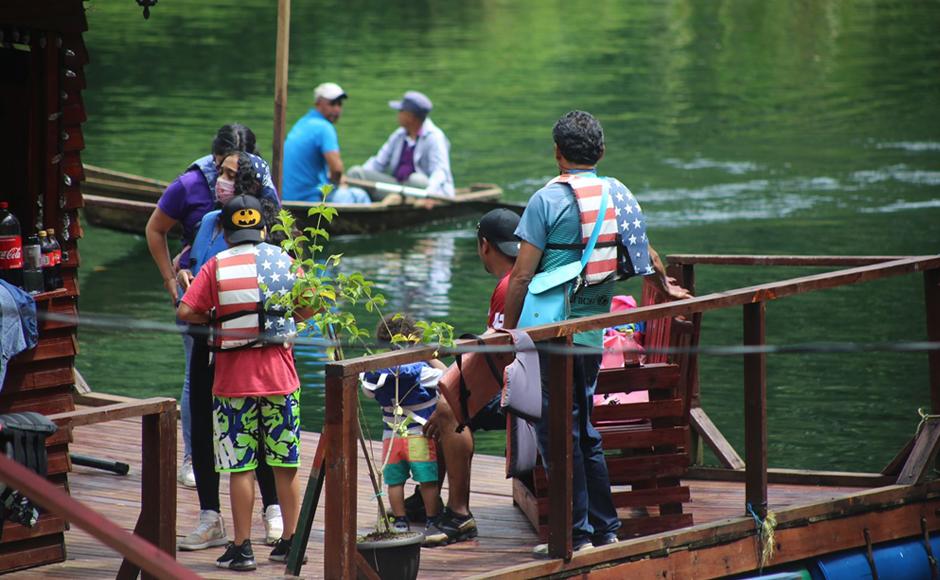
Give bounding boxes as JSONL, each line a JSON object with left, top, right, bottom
{"left": 0, "top": 235, "right": 23, "bottom": 268}
{"left": 53, "top": 249, "right": 62, "bottom": 266}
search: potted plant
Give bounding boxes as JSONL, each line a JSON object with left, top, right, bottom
{"left": 270, "top": 199, "right": 453, "bottom": 579}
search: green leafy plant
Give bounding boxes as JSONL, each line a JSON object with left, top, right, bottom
{"left": 268, "top": 195, "right": 454, "bottom": 535}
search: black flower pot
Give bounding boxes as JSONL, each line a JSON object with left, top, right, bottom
{"left": 356, "top": 531, "right": 422, "bottom": 580}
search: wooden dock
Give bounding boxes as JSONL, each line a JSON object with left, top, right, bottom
{"left": 2, "top": 415, "right": 860, "bottom": 579}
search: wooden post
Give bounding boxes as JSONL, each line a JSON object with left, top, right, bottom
{"left": 271, "top": 0, "right": 291, "bottom": 193}
{"left": 743, "top": 302, "right": 768, "bottom": 519}
{"left": 925, "top": 269, "right": 940, "bottom": 414}
{"left": 323, "top": 372, "right": 357, "bottom": 579}
{"left": 547, "top": 336, "right": 574, "bottom": 560}
{"left": 286, "top": 432, "right": 328, "bottom": 576}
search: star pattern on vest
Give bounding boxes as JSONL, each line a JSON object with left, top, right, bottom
{"left": 608, "top": 181, "right": 653, "bottom": 277}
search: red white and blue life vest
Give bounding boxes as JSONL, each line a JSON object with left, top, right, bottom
{"left": 546, "top": 172, "right": 654, "bottom": 285}
{"left": 212, "top": 242, "right": 297, "bottom": 351}
{"left": 547, "top": 173, "right": 620, "bottom": 285}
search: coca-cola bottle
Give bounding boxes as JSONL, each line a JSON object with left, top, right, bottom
{"left": 0, "top": 202, "right": 24, "bottom": 288}
{"left": 39, "top": 230, "right": 54, "bottom": 291}
{"left": 22, "top": 233, "right": 43, "bottom": 294}
{"left": 45, "top": 228, "right": 62, "bottom": 289}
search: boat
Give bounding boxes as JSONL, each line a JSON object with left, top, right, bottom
{"left": 80, "top": 164, "right": 517, "bottom": 237}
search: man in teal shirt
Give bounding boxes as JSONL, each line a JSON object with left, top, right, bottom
{"left": 503, "top": 110, "right": 690, "bottom": 557}
{"left": 282, "top": 82, "right": 348, "bottom": 201}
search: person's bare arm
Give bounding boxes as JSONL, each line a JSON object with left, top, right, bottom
{"left": 502, "top": 241, "right": 543, "bottom": 329}
{"left": 177, "top": 301, "right": 210, "bottom": 324}
{"left": 323, "top": 151, "right": 346, "bottom": 186}
{"left": 647, "top": 244, "right": 692, "bottom": 301}
{"left": 145, "top": 207, "right": 181, "bottom": 305}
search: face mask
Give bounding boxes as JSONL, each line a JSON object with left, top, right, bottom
{"left": 215, "top": 177, "right": 235, "bottom": 205}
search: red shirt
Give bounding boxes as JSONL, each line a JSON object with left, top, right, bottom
{"left": 488, "top": 273, "right": 510, "bottom": 329}
{"left": 182, "top": 255, "right": 300, "bottom": 398}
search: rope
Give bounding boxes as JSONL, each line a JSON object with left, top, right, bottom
{"left": 916, "top": 407, "right": 940, "bottom": 437}
{"left": 747, "top": 503, "right": 777, "bottom": 571}
{"left": 36, "top": 310, "right": 940, "bottom": 358}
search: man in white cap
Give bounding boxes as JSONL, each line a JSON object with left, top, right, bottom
{"left": 349, "top": 90, "right": 455, "bottom": 198}
{"left": 282, "top": 82, "right": 351, "bottom": 202}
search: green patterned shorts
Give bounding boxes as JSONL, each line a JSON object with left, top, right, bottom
{"left": 212, "top": 390, "right": 301, "bottom": 473}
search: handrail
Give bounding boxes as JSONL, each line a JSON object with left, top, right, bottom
{"left": 319, "top": 254, "right": 940, "bottom": 576}
{"left": 47, "top": 397, "right": 179, "bottom": 580}
{"left": 326, "top": 255, "right": 940, "bottom": 377}
{"left": 666, "top": 254, "right": 918, "bottom": 267}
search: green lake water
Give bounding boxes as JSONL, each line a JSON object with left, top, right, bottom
{"left": 77, "top": 0, "right": 939, "bottom": 471}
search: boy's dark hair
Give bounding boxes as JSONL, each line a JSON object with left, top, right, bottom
{"left": 233, "top": 152, "right": 262, "bottom": 197}
{"left": 552, "top": 110, "right": 605, "bottom": 166}
{"left": 212, "top": 123, "right": 258, "bottom": 157}
{"left": 376, "top": 314, "right": 419, "bottom": 346}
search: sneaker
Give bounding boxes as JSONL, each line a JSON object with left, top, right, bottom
{"left": 532, "top": 540, "right": 594, "bottom": 559}
{"left": 422, "top": 508, "right": 478, "bottom": 547}
{"left": 391, "top": 516, "right": 410, "bottom": 533}
{"left": 216, "top": 539, "right": 256, "bottom": 571}
{"left": 177, "top": 456, "right": 196, "bottom": 488}
{"left": 262, "top": 504, "right": 283, "bottom": 546}
{"left": 178, "top": 510, "right": 228, "bottom": 551}
{"left": 269, "top": 535, "right": 308, "bottom": 564}
{"left": 593, "top": 532, "right": 619, "bottom": 547}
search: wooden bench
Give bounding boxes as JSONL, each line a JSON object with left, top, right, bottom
{"left": 512, "top": 281, "right": 701, "bottom": 540}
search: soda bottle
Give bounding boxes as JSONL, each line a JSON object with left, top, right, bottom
{"left": 0, "top": 201, "right": 24, "bottom": 288}
{"left": 22, "top": 233, "right": 43, "bottom": 294}
{"left": 45, "top": 228, "right": 62, "bottom": 289}
{"left": 39, "top": 230, "right": 55, "bottom": 291}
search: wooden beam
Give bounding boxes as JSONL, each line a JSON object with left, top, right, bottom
{"left": 271, "top": 0, "right": 291, "bottom": 192}
{"left": 286, "top": 431, "right": 327, "bottom": 576}
{"left": 323, "top": 373, "right": 357, "bottom": 579}
{"left": 882, "top": 436, "right": 915, "bottom": 476}
{"left": 743, "top": 302, "right": 767, "bottom": 519}
{"left": 690, "top": 407, "right": 745, "bottom": 470}
{"left": 897, "top": 417, "right": 940, "bottom": 485}
{"left": 48, "top": 398, "right": 176, "bottom": 427}
{"left": 0, "top": 454, "right": 197, "bottom": 580}
{"left": 687, "top": 467, "right": 894, "bottom": 488}
{"left": 548, "top": 336, "right": 573, "bottom": 560}
{"left": 666, "top": 255, "right": 914, "bottom": 267}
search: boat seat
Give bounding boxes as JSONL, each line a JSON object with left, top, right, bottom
{"left": 511, "top": 278, "right": 700, "bottom": 540}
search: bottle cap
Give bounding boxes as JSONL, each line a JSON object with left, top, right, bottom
{"left": 0, "top": 202, "right": 7, "bottom": 209}
{"left": 46, "top": 228, "right": 55, "bottom": 235}
{"left": 39, "top": 230, "right": 47, "bottom": 237}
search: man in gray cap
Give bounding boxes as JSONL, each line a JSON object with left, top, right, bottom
{"left": 349, "top": 90, "right": 455, "bottom": 198}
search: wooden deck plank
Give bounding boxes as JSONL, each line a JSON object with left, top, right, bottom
{"left": 2, "top": 414, "right": 858, "bottom": 579}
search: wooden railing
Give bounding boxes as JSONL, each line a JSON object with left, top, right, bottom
{"left": 320, "top": 255, "right": 940, "bottom": 577}
{"left": 0, "top": 397, "right": 189, "bottom": 580}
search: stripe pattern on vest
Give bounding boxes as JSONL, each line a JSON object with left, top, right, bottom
{"left": 548, "top": 173, "right": 618, "bottom": 285}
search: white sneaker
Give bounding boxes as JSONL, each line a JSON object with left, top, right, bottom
{"left": 177, "top": 456, "right": 196, "bottom": 488}
{"left": 179, "top": 510, "right": 228, "bottom": 551}
{"left": 532, "top": 540, "right": 594, "bottom": 559}
{"left": 263, "top": 504, "right": 283, "bottom": 546}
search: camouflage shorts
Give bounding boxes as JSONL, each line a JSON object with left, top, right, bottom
{"left": 212, "top": 390, "right": 301, "bottom": 472}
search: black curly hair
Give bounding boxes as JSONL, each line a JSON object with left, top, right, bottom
{"left": 552, "top": 110, "right": 605, "bottom": 166}
{"left": 212, "top": 123, "right": 258, "bottom": 157}
{"left": 232, "top": 152, "right": 262, "bottom": 197}
{"left": 376, "top": 314, "right": 418, "bottom": 345}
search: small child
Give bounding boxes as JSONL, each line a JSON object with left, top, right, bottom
{"left": 360, "top": 315, "right": 445, "bottom": 537}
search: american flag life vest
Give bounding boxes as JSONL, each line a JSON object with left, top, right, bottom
{"left": 547, "top": 173, "right": 654, "bottom": 285}
{"left": 212, "top": 242, "right": 297, "bottom": 351}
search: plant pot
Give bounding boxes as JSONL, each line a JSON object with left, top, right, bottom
{"left": 356, "top": 530, "right": 422, "bottom": 580}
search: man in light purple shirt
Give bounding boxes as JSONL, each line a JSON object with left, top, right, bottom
{"left": 349, "top": 91, "right": 455, "bottom": 197}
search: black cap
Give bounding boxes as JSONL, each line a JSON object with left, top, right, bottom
{"left": 477, "top": 208, "right": 521, "bottom": 258}
{"left": 221, "top": 195, "right": 265, "bottom": 245}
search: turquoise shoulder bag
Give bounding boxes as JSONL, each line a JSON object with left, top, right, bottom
{"left": 517, "top": 183, "right": 609, "bottom": 328}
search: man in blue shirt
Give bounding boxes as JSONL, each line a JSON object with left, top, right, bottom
{"left": 503, "top": 110, "right": 690, "bottom": 558}
{"left": 282, "top": 82, "right": 348, "bottom": 202}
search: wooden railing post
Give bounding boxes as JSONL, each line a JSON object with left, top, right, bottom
{"left": 743, "top": 302, "right": 768, "bottom": 519}
{"left": 547, "top": 336, "right": 574, "bottom": 560}
{"left": 925, "top": 268, "right": 940, "bottom": 414}
{"left": 323, "top": 371, "right": 358, "bottom": 579}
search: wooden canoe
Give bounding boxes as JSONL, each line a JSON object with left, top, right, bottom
{"left": 80, "top": 165, "right": 517, "bottom": 237}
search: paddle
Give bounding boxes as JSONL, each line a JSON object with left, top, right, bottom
{"left": 353, "top": 179, "right": 527, "bottom": 214}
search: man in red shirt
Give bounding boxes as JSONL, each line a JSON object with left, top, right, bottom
{"left": 422, "top": 209, "right": 520, "bottom": 546}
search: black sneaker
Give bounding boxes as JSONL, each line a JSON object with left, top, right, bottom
{"left": 391, "top": 516, "right": 410, "bottom": 533}
{"left": 422, "top": 507, "right": 478, "bottom": 547}
{"left": 216, "top": 539, "right": 256, "bottom": 571}
{"left": 269, "top": 536, "right": 308, "bottom": 564}
{"left": 404, "top": 486, "right": 427, "bottom": 522}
